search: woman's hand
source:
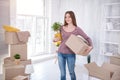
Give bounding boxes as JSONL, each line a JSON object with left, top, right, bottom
{"left": 88, "top": 46, "right": 93, "bottom": 50}
{"left": 85, "top": 46, "right": 93, "bottom": 53}
{"left": 53, "top": 37, "right": 61, "bottom": 42}
{"left": 53, "top": 37, "right": 61, "bottom": 47}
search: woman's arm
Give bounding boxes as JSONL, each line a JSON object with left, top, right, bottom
{"left": 77, "top": 27, "right": 93, "bottom": 47}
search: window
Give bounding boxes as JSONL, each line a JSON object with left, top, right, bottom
{"left": 17, "top": 0, "right": 44, "bottom": 16}
{"left": 16, "top": 0, "right": 51, "bottom": 57}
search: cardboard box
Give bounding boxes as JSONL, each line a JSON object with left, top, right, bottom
{"left": 5, "top": 32, "right": 21, "bottom": 44}
{"left": 65, "top": 34, "right": 91, "bottom": 56}
{"left": 110, "top": 56, "right": 120, "bottom": 66}
{"left": 101, "top": 63, "right": 120, "bottom": 77}
{"left": 5, "top": 31, "right": 30, "bottom": 44}
{"left": 84, "top": 62, "right": 111, "bottom": 80}
{"left": 3, "top": 60, "right": 31, "bottom": 80}
{"left": 12, "top": 75, "right": 28, "bottom": 80}
{"left": 3, "top": 65, "right": 25, "bottom": 80}
{"left": 4, "top": 57, "right": 31, "bottom": 65}
{"left": 10, "top": 44, "right": 27, "bottom": 60}
{"left": 111, "top": 69, "right": 120, "bottom": 80}
{"left": 4, "top": 57, "right": 14, "bottom": 64}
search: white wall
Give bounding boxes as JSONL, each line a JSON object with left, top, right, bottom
{"left": 0, "top": 0, "right": 10, "bottom": 74}
{"left": 0, "top": 0, "right": 16, "bottom": 53}
{"left": 0, "top": 0, "right": 9, "bottom": 53}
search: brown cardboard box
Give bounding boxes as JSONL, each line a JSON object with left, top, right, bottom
{"left": 65, "top": 34, "right": 91, "bottom": 56}
{"left": 110, "top": 56, "right": 120, "bottom": 66}
{"left": 5, "top": 31, "right": 30, "bottom": 44}
{"left": 84, "top": 62, "right": 111, "bottom": 80}
{"left": 5, "top": 32, "right": 20, "bottom": 44}
{"left": 10, "top": 44, "right": 27, "bottom": 60}
{"left": 111, "top": 69, "right": 120, "bottom": 80}
{"left": 3, "top": 60, "right": 31, "bottom": 80}
{"left": 12, "top": 75, "right": 28, "bottom": 80}
{"left": 3, "top": 65, "right": 25, "bottom": 80}
{"left": 4, "top": 57, "right": 31, "bottom": 65}
{"left": 101, "top": 63, "right": 120, "bottom": 77}
{"left": 4, "top": 57, "right": 14, "bottom": 64}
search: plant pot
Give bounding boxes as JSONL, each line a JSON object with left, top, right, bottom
{"left": 54, "top": 32, "right": 62, "bottom": 47}
{"left": 14, "top": 59, "right": 20, "bottom": 65}
{"left": 54, "top": 32, "right": 62, "bottom": 40}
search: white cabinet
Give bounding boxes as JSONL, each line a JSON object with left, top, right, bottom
{"left": 100, "top": 3, "right": 120, "bottom": 56}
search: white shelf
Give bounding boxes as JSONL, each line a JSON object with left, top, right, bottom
{"left": 105, "top": 16, "right": 120, "bottom": 18}
{"left": 100, "top": 52, "right": 113, "bottom": 56}
{"left": 104, "top": 3, "right": 120, "bottom": 6}
{"left": 103, "top": 52, "right": 113, "bottom": 56}
{"left": 102, "top": 42, "right": 120, "bottom": 45}
{"left": 104, "top": 29, "right": 120, "bottom": 32}
{"left": 100, "top": 2, "right": 120, "bottom": 58}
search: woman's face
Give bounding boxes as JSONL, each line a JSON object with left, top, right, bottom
{"left": 65, "top": 13, "right": 73, "bottom": 24}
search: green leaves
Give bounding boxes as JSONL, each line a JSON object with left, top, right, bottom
{"left": 14, "top": 54, "right": 20, "bottom": 59}
{"left": 51, "top": 22, "right": 62, "bottom": 31}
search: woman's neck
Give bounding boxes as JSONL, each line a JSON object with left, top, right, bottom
{"left": 67, "top": 23, "right": 74, "bottom": 27}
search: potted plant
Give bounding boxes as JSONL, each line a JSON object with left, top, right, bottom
{"left": 51, "top": 22, "right": 62, "bottom": 47}
{"left": 14, "top": 53, "right": 21, "bottom": 64}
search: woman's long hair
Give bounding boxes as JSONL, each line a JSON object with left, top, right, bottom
{"left": 64, "top": 11, "right": 77, "bottom": 27}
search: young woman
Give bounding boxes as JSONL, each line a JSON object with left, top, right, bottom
{"left": 54, "top": 11, "right": 93, "bottom": 80}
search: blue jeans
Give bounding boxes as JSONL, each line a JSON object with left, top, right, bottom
{"left": 58, "top": 53, "right": 76, "bottom": 80}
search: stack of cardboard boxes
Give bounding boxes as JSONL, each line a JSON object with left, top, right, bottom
{"left": 3, "top": 31, "right": 31, "bottom": 80}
